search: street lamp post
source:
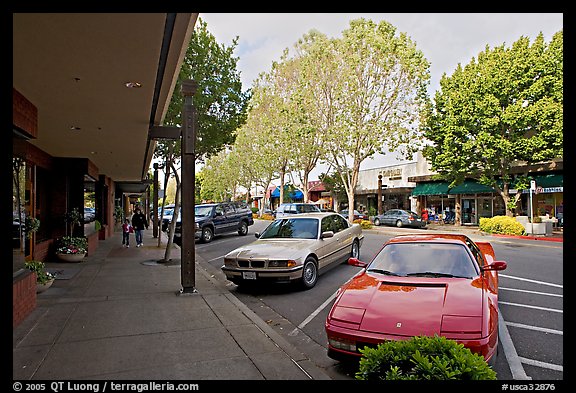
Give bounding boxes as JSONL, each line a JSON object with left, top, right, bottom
{"left": 377, "top": 175, "right": 383, "bottom": 215}
{"left": 179, "top": 79, "right": 198, "bottom": 294}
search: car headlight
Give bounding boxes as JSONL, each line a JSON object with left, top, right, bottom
{"left": 268, "top": 260, "right": 297, "bottom": 268}
{"left": 223, "top": 257, "right": 236, "bottom": 267}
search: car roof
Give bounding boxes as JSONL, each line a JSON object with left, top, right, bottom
{"left": 387, "top": 233, "right": 471, "bottom": 245}
{"left": 275, "top": 212, "right": 336, "bottom": 219}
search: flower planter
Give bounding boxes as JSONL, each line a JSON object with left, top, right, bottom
{"left": 56, "top": 252, "right": 86, "bottom": 262}
{"left": 36, "top": 278, "right": 55, "bottom": 293}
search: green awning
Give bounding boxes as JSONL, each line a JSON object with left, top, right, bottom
{"left": 529, "top": 174, "right": 563, "bottom": 188}
{"left": 411, "top": 182, "right": 450, "bottom": 196}
{"left": 448, "top": 180, "right": 497, "bottom": 194}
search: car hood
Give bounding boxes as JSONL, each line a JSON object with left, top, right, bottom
{"left": 331, "top": 272, "right": 484, "bottom": 337}
{"left": 225, "top": 239, "right": 312, "bottom": 261}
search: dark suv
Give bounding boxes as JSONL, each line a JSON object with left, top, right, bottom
{"left": 274, "top": 203, "right": 320, "bottom": 218}
{"left": 174, "top": 202, "right": 254, "bottom": 244}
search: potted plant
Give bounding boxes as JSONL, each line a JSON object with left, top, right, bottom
{"left": 25, "top": 216, "right": 40, "bottom": 239}
{"left": 24, "top": 260, "right": 55, "bottom": 293}
{"left": 55, "top": 236, "right": 87, "bottom": 262}
{"left": 55, "top": 207, "right": 87, "bottom": 262}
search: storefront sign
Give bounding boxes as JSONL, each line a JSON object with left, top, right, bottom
{"left": 521, "top": 186, "right": 563, "bottom": 194}
{"left": 379, "top": 168, "right": 402, "bottom": 179}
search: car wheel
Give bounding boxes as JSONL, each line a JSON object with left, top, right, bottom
{"left": 396, "top": 220, "right": 403, "bottom": 228}
{"left": 350, "top": 239, "right": 360, "bottom": 259}
{"left": 238, "top": 221, "right": 248, "bottom": 236}
{"left": 201, "top": 227, "right": 213, "bottom": 243}
{"left": 373, "top": 218, "right": 380, "bottom": 226}
{"left": 300, "top": 257, "right": 318, "bottom": 289}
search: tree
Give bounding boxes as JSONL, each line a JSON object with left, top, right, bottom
{"left": 312, "top": 19, "right": 430, "bottom": 222}
{"left": 153, "top": 18, "right": 250, "bottom": 249}
{"left": 423, "top": 31, "right": 563, "bottom": 216}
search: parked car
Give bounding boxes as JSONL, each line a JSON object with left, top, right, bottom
{"left": 339, "top": 209, "right": 368, "bottom": 221}
{"left": 373, "top": 209, "right": 426, "bottom": 228}
{"left": 221, "top": 212, "right": 364, "bottom": 289}
{"left": 325, "top": 233, "right": 507, "bottom": 365}
{"left": 83, "top": 207, "right": 95, "bottom": 222}
{"left": 173, "top": 202, "right": 254, "bottom": 244}
{"left": 274, "top": 203, "right": 321, "bottom": 218}
{"left": 160, "top": 205, "right": 176, "bottom": 231}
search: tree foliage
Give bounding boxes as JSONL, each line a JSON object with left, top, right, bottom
{"left": 158, "top": 18, "right": 250, "bottom": 164}
{"left": 423, "top": 31, "right": 563, "bottom": 215}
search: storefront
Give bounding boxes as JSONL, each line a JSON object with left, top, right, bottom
{"left": 412, "top": 180, "right": 506, "bottom": 225}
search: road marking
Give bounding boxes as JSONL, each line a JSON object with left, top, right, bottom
{"left": 519, "top": 357, "right": 563, "bottom": 372}
{"left": 500, "top": 287, "right": 563, "bottom": 298}
{"left": 505, "top": 321, "right": 563, "bottom": 335}
{"left": 289, "top": 290, "right": 339, "bottom": 336}
{"left": 499, "top": 311, "right": 532, "bottom": 380}
{"left": 499, "top": 301, "right": 562, "bottom": 313}
{"left": 207, "top": 255, "right": 227, "bottom": 262}
{"left": 500, "top": 274, "right": 563, "bottom": 289}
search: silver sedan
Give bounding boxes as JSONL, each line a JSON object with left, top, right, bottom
{"left": 221, "top": 212, "right": 364, "bottom": 289}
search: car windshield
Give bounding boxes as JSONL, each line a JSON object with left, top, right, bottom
{"left": 195, "top": 206, "right": 213, "bottom": 218}
{"left": 368, "top": 242, "right": 477, "bottom": 278}
{"left": 260, "top": 218, "right": 319, "bottom": 240}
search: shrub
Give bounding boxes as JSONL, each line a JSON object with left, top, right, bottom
{"left": 531, "top": 216, "right": 542, "bottom": 223}
{"left": 356, "top": 335, "right": 497, "bottom": 380}
{"left": 479, "top": 216, "right": 526, "bottom": 236}
{"left": 354, "top": 219, "right": 373, "bottom": 229}
{"left": 251, "top": 207, "right": 259, "bottom": 214}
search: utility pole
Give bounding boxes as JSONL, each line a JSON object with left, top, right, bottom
{"left": 179, "top": 80, "right": 198, "bottom": 294}
{"left": 152, "top": 163, "right": 160, "bottom": 238}
{"left": 377, "top": 175, "right": 383, "bottom": 215}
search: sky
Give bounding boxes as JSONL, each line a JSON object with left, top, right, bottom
{"left": 198, "top": 13, "right": 563, "bottom": 179}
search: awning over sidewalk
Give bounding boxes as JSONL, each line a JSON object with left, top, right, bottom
{"left": 412, "top": 179, "right": 497, "bottom": 196}
{"left": 411, "top": 182, "right": 450, "bottom": 196}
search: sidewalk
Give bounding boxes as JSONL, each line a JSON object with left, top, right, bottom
{"left": 368, "top": 221, "right": 563, "bottom": 243}
{"left": 13, "top": 229, "right": 331, "bottom": 380}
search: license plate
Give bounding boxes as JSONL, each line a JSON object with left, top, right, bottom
{"left": 242, "top": 271, "right": 257, "bottom": 280}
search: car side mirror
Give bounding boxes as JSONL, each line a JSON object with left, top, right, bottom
{"left": 481, "top": 261, "right": 507, "bottom": 271}
{"left": 348, "top": 257, "right": 368, "bottom": 268}
{"left": 254, "top": 232, "right": 260, "bottom": 238}
{"left": 321, "top": 230, "right": 334, "bottom": 239}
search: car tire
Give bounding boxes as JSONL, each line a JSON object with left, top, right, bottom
{"left": 201, "top": 226, "right": 213, "bottom": 243}
{"left": 350, "top": 239, "right": 360, "bottom": 259}
{"left": 396, "top": 220, "right": 403, "bottom": 228}
{"left": 373, "top": 218, "right": 380, "bottom": 226}
{"left": 300, "top": 257, "right": 318, "bottom": 289}
{"left": 238, "top": 221, "right": 248, "bottom": 236}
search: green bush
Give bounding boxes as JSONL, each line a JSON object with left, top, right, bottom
{"left": 479, "top": 216, "right": 526, "bottom": 236}
{"left": 356, "top": 335, "right": 497, "bottom": 380}
{"left": 24, "top": 260, "right": 54, "bottom": 284}
{"left": 354, "top": 219, "right": 373, "bottom": 229}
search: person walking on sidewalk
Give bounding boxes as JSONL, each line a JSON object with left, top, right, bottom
{"left": 121, "top": 218, "right": 133, "bottom": 247}
{"left": 131, "top": 207, "right": 148, "bottom": 247}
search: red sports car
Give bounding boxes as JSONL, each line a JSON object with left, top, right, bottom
{"left": 325, "top": 233, "right": 507, "bottom": 365}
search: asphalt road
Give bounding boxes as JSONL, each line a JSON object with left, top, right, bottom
{"left": 192, "top": 219, "right": 563, "bottom": 381}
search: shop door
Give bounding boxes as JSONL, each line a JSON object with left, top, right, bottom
{"left": 462, "top": 198, "right": 476, "bottom": 224}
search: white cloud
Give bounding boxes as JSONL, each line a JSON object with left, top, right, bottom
{"left": 198, "top": 12, "right": 563, "bottom": 179}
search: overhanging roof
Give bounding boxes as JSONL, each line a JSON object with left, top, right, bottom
{"left": 13, "top": 13, "right": 197, "bottom": 185}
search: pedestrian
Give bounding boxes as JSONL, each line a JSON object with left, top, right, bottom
{"left": 421, "top": 208, "right": 429, "bottom": 223}
{"left": 121, "top": 218, "right": 133, "bottom": 247}
{"left": 131, "top": 207, "right": 148, "bottom": 247}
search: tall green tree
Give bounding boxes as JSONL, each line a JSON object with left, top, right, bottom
{"left": 315, "top": 19, "right": 430, "bottom": 221}
{"left": 423, "top": 31, "right": 563, "bottom": 216}
{"left": 153, "top": 17, "right": 250, "bottom": 248}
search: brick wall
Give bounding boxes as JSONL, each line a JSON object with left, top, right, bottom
{"left": 13, "top": 88, "right": 38, "bottom": 138}
{"left": 13, "top": 270, "right": 37, "bottom": 328}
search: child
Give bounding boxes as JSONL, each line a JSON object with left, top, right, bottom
{"left": 122, "top": 218, "right": 133, "bottom": 247}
